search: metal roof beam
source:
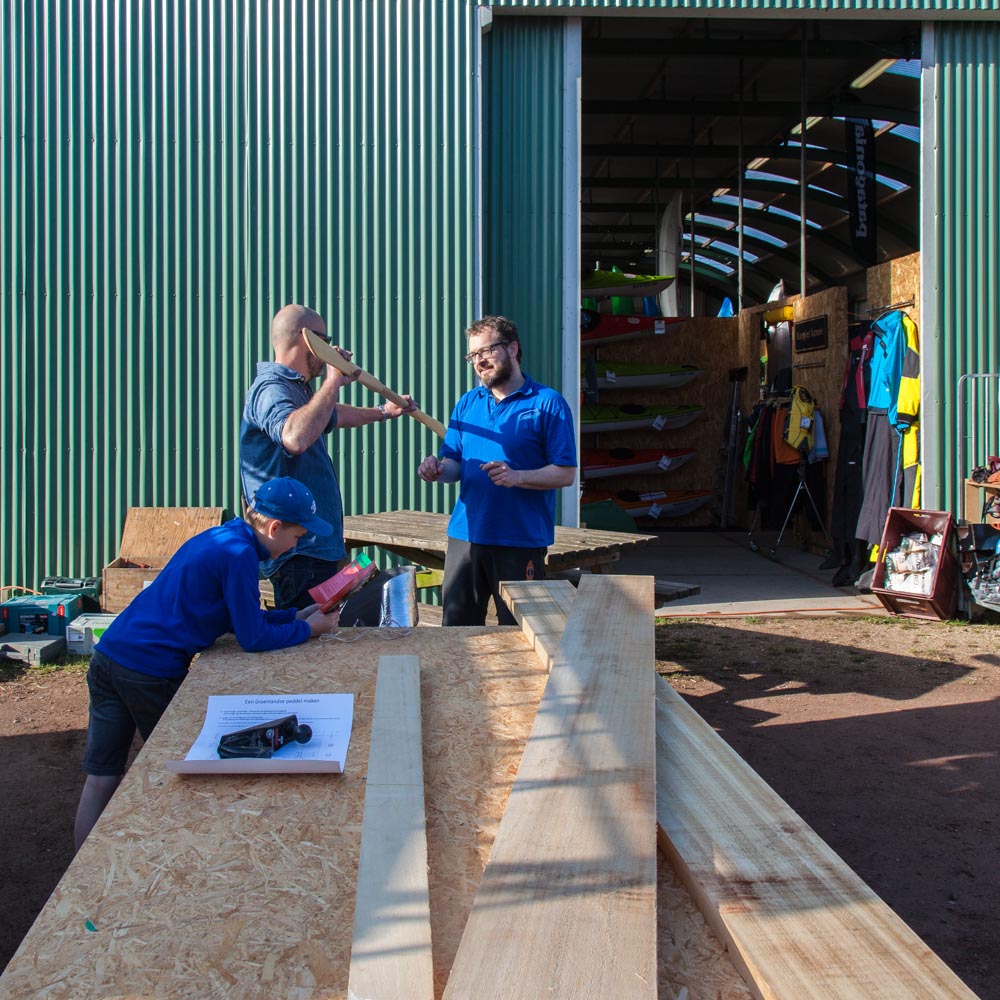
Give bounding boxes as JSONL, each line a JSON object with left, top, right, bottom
{"left": 582, "top": 143, "right": 917, "bottom": 189}
{"left": 582, "top": 39, "right": 918, "bottom": 61}
{"left": 582, "top": 176, "right": 848, "bottom": 210}
{"left": 583, "top": 99, "right": 919, "bottom": 128}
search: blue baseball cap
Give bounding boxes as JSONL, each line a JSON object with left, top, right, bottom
{"left": 252, "top": 477, "right": 333, "bottom": 536}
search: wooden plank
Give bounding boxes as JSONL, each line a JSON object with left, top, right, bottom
{"left": 654, "top": 578, "right": 701, "bottom": 602}
{"left": 654, "top": 674, "right": 979, "bottom": 1000}
{"left": 348, "top": 655, "right": 433, "bottom": 1000}
{"left": 499, "top": 580, "right": 577, "bottom": 672}
{"left": 499, "top": 586, "right": 975, "bottom": 998}
{"left": 444, "top": 575, "right": 658, "bottom": 999}
{"left": 342, "top": 510, "right": 658, "bottom": 574}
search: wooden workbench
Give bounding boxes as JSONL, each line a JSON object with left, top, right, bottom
{"left": 342, "top": 509, "right": 659, "bottom": 573}
{"left": 0, "top": 621, "right": 747, "bottom": 999}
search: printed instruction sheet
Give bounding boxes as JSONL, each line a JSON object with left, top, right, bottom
{"left": 166, "top": 692, "right": 354, "bottom": 774}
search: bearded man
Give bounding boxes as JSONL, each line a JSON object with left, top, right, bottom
{"left": 417, "top": 315, "right": 577, "bottom": 625}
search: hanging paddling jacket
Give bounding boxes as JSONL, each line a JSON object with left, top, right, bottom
{"left": 784, "top": 385, "right": 816, "bottom": 455}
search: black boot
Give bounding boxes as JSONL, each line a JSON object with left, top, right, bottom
{"left": 820, "top": 541, "right": 848, "bottom": 571}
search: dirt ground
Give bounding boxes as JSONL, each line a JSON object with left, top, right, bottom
{"left": 1, "top": 615, "right": 998, "bottom": 998}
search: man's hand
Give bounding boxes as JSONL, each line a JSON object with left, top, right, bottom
{"left": 324, "top": 347, "right": 360, "bottom": 392}
{"left": 306, "top": 605, "right": 341, "bottom": 636}
{"left": 383, "top": 394, "right": 417, "bottom": 419}
{"left": 418, "top": 455, "right": 446, "bottom": 482}
{"left": 481, "top": 460, "right": 522, "bottom": 488}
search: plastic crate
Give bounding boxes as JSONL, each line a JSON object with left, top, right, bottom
{"left": 41, "top": 576, "right": 103, "bottom": 612}
{"left": 0, "top": 594, "right": 83, "bottom": 636}
{"left": 65, "top": 613, "right": 118, "bottom": 656}
{"left": 871, "top": 508, "right": 960, "bottom": 621}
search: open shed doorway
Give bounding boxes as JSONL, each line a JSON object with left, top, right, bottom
{"left": 577, "top": 17, "right": 922, "bottom": 550}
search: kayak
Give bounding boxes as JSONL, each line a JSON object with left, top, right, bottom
{"left": 580, "top": 403, "right": 704, "bottom": 434}
{"left": 581, "top": 488, "right": 714, "bottom": 520}
{"left": 581, "top": 361, "right": 703, "bottom": 391}
{"left": 580, "top": 310, "right": 687, "bottom": 346}
{"left": 581, "top": 447, "right": 696, "bottom": 480}
{"left": 582, "top": 269, "right": 675, "bottom": 299}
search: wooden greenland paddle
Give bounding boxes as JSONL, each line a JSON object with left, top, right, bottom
{"left": 303, "top": 328, "right": 446, "bottom": 439}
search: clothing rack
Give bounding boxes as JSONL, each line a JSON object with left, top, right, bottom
{"left": 866, "top": 298, "right": 915, "bottom": 317}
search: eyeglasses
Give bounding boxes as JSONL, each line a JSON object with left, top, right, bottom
{"left": 308, "top": 329, "right": 332, "bottom": 345}
{"left": 464, "top": 340, "right": 510, "bottom": 365}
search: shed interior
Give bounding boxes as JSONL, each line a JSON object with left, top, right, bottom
{"left": 580, "top": 17, "right": 922, "bottom": 313}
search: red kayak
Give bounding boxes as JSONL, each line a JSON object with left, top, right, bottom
{"left": 581, "top": 488, "right": 714, "bottom": 520}
{"left": 581, "top": 309, "right": 686, "bottom": 346}
{"left": 581, "top": 447, "right": 697, "bottom": 480}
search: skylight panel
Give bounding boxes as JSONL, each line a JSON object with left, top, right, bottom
{"left": 741, "top": 226, "right": 788, "bottom": 248}
{"left": 891, "top": 124, "right": 920, "bottom": 143}
{"left": 693, "top": 254, "right": 735, "bottom": 275}
{"left": 887, "top": 59, "right": 921, "bottom": 79}
{"left": 713, "top": 195, "right": 765, "bottom": 211}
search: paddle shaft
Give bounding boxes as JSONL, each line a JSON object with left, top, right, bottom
{"left": 303, "top": 329, "right": 446, "bottom": 439}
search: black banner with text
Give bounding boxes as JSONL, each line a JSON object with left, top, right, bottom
{"left": 845, "top": 118, "right": 877, "bottom": 266}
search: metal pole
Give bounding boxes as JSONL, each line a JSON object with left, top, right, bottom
{"left": 738, "top": 56, "right": 745, "bottom": 312}
{"left": 800, "top": 26, "right": 808, "bottom": 297}
{"left": 690, "top": 113, "right": 696, "bottom": 315}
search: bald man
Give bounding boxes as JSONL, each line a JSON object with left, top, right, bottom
{"left": 240, "top": 304, "right": 415, "bottom": 609}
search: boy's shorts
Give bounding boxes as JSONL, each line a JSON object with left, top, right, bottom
{"left": 82, "top": 649, "right": 184, "bottom": 776}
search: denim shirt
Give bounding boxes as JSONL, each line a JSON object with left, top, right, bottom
{"left": 239, "top": 362, "right": 345, "bottom": 574}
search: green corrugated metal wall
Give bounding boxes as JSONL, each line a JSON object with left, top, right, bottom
{"left": 488, "top": 0, "right": 1000, "bottom": 12}
{"left": 482, "top": 17, "right": 566, "bottom": 391}
{"left": 925, "top": 22, "right": 1000, "bottom": 511}
{"left": 0, "top": 2, "right": 477, "bottom": 590}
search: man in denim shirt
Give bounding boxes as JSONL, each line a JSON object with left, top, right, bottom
{"left": 240, "top": 304, "right": 415, "bottom": 608}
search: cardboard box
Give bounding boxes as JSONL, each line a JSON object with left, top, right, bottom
{"left": 102, "top": 507, "right": 228, "bottom": 612}
{"left": 871, "top": 508, "right": 960, "bottom": 621}
{"left": 66, "top": 613, "right": 118, "bottom": 656}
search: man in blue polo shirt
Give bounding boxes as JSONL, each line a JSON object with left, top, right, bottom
{"left": 417, "top": 315, "right": 577, "bottom": 625}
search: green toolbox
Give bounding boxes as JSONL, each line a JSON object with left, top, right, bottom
{"left": 1, "top": 594, "right": 82, "bottom": 637}
{"left": 40, "top": 576, "right": 102, "bottom": 612}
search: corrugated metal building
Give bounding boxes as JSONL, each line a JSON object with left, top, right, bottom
{"left": 1, "top": 1, "right": 997, "bottom": 591}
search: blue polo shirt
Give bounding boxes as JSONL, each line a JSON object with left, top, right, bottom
{"left": 97, "top": 519, "right": 309, "bottom": 679}
{"left": 240, "top": 362, "right": 345, "bottom": 574}
{"left": 440, "top": 375, "right": 576, "bottom": 548}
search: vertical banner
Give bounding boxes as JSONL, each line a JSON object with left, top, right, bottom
{"left": 845, "top": 118, "right": 878, "bottom": 266}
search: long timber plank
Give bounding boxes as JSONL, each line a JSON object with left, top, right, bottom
{"left": 444, "top": 575, "right": 657, "bottom": 999}
{"left": 499, "top": 579, "right": 577, "bottom": 672}
{"left": 348, "top": 656, "right": 434, "bottom": 1000}
{"left": 501, "top": 583, "right": 976, "bottom": 999}
{"left": 654, "top": 675, "right": 978, "bottom": 1000}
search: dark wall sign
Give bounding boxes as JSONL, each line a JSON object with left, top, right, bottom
{"left": 845, "top": 117, "right": 878, "bottom": 266}
{"left": 794, "top": 315, "right": 828, "bottom": 353}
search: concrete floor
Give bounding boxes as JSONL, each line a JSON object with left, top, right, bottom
{"left": 613, "top": 530, "right": 885, "bottom": 617}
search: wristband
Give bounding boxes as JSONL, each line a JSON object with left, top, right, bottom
{"left": 376, "top": 404, "right": 387, "bottom": 422}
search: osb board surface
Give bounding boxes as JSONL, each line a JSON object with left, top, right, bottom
{"left": 581, "top": 317, "right": 742, "bottom": 527}
{"left": 738, "top": 288, "right": 849, "bottom": 541}
{"left": 0, "top": 627, "right": 546, "bottom": 1000}
{"left": 0, "top": 626, "right": 750, "bottom": 1000}
{"left": 116, "top": 506, "right": 228, "bottom": 562}
{"left": 868, "top": 252, "right": 920, "bottom": 329}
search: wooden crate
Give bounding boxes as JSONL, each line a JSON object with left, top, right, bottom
{"left": 102, "top": 507, "right": 228, "bottom": 612}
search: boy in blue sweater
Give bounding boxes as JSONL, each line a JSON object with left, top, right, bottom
{"left": 74, "top": 477, "right": 341, "bottom": 850}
